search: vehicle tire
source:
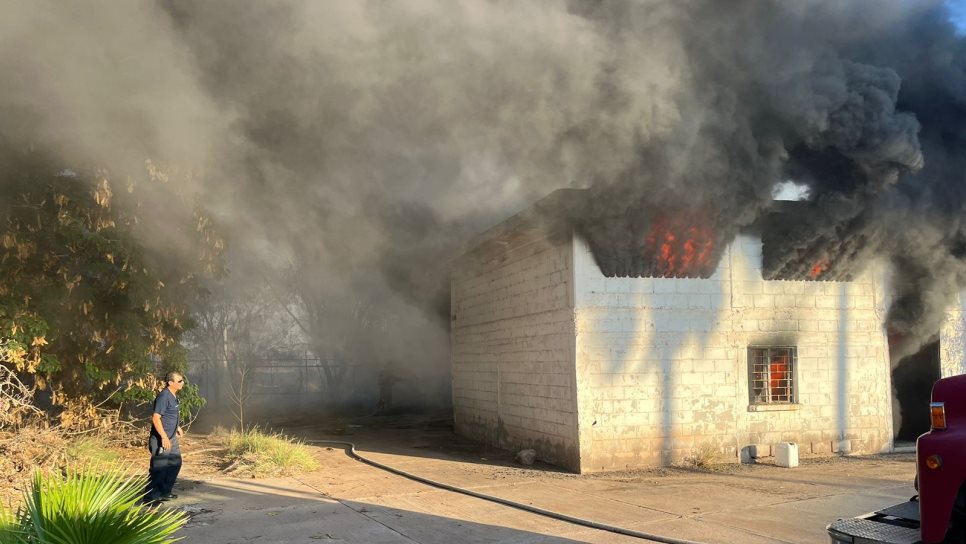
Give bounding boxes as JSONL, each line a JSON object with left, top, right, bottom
{"left": 943, "top": 489, "right": 966, "bottom": 544}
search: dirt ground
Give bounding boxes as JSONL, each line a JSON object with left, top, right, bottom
{"left": 0, "top": 415, "right": 918, "bottom": 488}
{"left": 0, "top": 416, "right": 915, "bottom": 542}
{"left": 0, "top": 425, "right": 228, "bottom": 508}
{"left": 170, "top": 416, "right": 920, "bottom": 544}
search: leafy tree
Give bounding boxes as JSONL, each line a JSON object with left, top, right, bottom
{"left": 185, "top": 280, "right": 304, "bottom": 430}
{"left": 280, "top": 263, "right": 383, "bottom": 406}
{"left": 0, "top": 146, "right": 223, "bottom": 427}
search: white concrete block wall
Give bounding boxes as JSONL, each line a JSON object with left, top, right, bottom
{"left": 451, "top": 229, "right": 580, "bottom": 469}
{"left": 941, "top": 292, "right": 966, "bottom": 378}
{"left": 573, "top": 234, "right": 894, "bottom": 472}
{"left": 453, "top": 224, "right": 966, "bottom": 473}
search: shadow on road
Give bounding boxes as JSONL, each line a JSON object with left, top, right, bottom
{"left": 174, "top": 476, "right": 595, "bottom": 544}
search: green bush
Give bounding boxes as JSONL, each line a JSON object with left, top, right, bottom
{"left": 0, "top": 465, "right": 186, "bottom": 544}
{"left": 224, "top": 427, "right": 319, "bottom": 478}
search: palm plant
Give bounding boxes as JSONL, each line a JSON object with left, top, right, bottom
{"left": 0, "top": 501, "right": 26, "bottom": 544}
{"left": 10, "top": 465, "right": 186, "bottom": 544}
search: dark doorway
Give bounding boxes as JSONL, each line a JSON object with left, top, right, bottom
{"left": 890, "top": 339, "right": 941, "bottom": 441}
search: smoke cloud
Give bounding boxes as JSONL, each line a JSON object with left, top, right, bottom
{"left": 2, "top": 0, "right": 966, "bottom": 395}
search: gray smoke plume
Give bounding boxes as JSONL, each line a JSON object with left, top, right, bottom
{"left": 2, "top": 0, "right": 966, "bottom": 395}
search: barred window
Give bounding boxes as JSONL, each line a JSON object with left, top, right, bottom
{"left": 749, "top": 347, "right": 796, "bottom": 404}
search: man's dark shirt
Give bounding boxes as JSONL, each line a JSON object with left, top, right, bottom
{"left": 152, "top": 388, "right": 179, "bottom": 438}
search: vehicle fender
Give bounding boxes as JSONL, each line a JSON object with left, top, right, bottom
{"left": 920, "top": 482, "right": 960, "bottom": 543}
{"left": 919, "top": 375, "right": 966, "bottom": 543}
{"left": 919, "top": 433, "right": 965, "bottom": 543}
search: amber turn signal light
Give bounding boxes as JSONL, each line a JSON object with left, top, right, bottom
{"left": 926, "top": 454, "right": 943, "bottom": 470}
{"left": 930, "top": 402, "right": 947, "bottom": 430}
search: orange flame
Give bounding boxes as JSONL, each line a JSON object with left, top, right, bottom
{"left": 809, "top": 257, "right": 830, "bottom": 279}
{"left": 769, "top": 354, "right": 789, "bottom": 392}
{"left": 644, "top": 212, "right": 715, "bottom": 277}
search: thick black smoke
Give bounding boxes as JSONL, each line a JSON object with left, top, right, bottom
{"left": 2, "top": 0, "right": 966, "bottom": 385}
{"left": 755, "top": 3, "right": 966, "bottom": 355}
{"left": 559, "top": 1, "right": 964, "bottom": 358}
{"left": 569, "top": 2, "right": 923, "bottom": 285}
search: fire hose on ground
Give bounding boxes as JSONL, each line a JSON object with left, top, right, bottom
{"left": 305, "top": 439, "right": 704, "bottom": 544}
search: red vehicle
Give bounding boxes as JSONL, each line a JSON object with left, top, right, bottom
{"left": 828, "top": 374, "right": 966, "bottom": 543}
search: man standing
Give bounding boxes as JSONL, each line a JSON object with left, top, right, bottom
{"left": 376, "top": 366, "right": 401, "bottom": 415}
{"left": 145, "top": 371, "right": 185, "bottom": 504}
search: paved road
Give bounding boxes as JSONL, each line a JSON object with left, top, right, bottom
{"left": 172, "top": 427, "right": 916, "bottom": 543}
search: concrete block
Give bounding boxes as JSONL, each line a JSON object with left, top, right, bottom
{"left": 681, "top": 373, "right": 702, "bottom": 385}
{"left": 741, "top": 281, "right": 763, "bottom": 294}
{"left": 763, "top": 282, "right": 786, "bottom": 295}
{"left": 811, "top": 441, "right": 832, "bottom": 454}
{"left": 628, "top": 279, "right": 655, "bottom": 294}
{"left": 688, "top": 294, "right": 712, "bottom": 309}
{"left": 606, "top": 279, "right": 631, "bottom": 293}
{"left": 775, "top": 442, "right": 799, "bottom": 468}
{"left": 585, "top": 278, "right": 605, "bottom": 293}
{"left": 714, "top": 385, "right": 737, "bottom": 398}
{"left": 739, "top": 444, "right": 764, "bottom": 464}
{"left": 696, "top": 281, "right": 725, "bottom": 295}
{"left": 815, "top": 296, "right": 837, "bottom": 309}
{"left": 654, "top": 281, "right": 677, "bottom": 294}
{"left": 753, "top": 294, "right": 775, "bottom": 308}
{"left": 666, "top": 294, "right": 688, "bottom": 307}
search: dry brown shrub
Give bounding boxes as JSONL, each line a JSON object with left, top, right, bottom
{"left": 0, "top": 426, "right": 68, "bottom": 505}
{"left": 0, "top": 363, "right": 40, "bottom": 428}
{"left": 682, "top": 442, "right": 729, "bottom": 471}
{"left": 0, "top": 417, "right": 149, "bottom": 508}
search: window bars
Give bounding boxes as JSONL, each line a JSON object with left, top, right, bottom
{"left": 749, "top": 347, "right": 796, "bottom": 404}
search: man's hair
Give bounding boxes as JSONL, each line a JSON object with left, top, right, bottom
{"left": 165, "top": 371, "right": 183, "bottom": 384}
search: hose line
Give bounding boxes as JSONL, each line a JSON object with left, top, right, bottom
{"left": 306, "top": 439, "right": 704, "bottom": 544}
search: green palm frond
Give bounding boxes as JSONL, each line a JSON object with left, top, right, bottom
{"left": 0, "top": 501, "right": 27, "bottom": 544}
{"left": 19, "top": 464, "right": 187, "bottom": 544}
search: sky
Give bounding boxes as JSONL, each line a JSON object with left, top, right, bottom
{"left": 948, "top": 0, "right": 966, "bottom": 30}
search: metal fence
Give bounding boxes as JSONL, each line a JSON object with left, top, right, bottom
{"left": 189, "top": 356, "right": 372, "bottom": 419}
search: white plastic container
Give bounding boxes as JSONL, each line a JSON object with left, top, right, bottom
{"left": 775, "top": 442, "right": 799, "bottom": 468}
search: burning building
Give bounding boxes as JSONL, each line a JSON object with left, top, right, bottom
{"left": 450, "top": 190, "right": 966, "bottom": 472}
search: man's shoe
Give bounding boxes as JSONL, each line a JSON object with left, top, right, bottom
{"left": 160, "top": 493, "right": 178, "bottom": 501}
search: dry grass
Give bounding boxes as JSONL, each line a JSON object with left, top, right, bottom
{"left": 0, "top": 422, "right": 217, "bottom": 509}
{"left": 208, "top": 424, "right": 230, "bottom": 440}
{"left": 66, "top": 435, "right": 124, "bottom": 466}
{"left": 681, "top": 443, "right": 731, "bottom": 472}
{"left": 0, "top": 421, "right": 320, "bottom": 510}
{"left": 0, "top": 427, "right": 127, "bottom": 484}
{"left": 0, "top": 427, "right": 70, "bottom": 480}
{"left": 222, "top": 427, "right": 319, "bottom": 478}
{"left": 0, "top": 426, "right": 92, "bottom": 508}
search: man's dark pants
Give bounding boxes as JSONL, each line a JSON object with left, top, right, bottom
{"left": 145, "top": 433, "right": 182, "bottom": 500}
